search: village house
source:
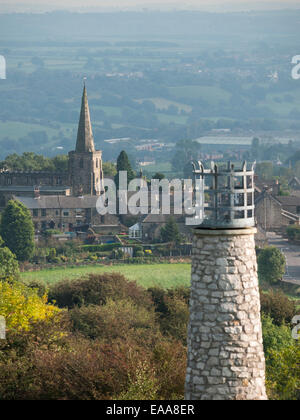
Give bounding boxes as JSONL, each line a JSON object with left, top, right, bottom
{"left": 0, "top": 84, "right": 120, "bottom": 234}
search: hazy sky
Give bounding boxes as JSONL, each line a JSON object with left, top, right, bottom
{"left": 2, "top": 0, "right": 300, "bottom": 12}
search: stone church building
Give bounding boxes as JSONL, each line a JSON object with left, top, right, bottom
{"left": 0, "top": 85, "right": 119, "bottom": 233}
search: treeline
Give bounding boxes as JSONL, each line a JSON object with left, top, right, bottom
{"left": 0, "top": 152, "right": 69, "bottom": 172}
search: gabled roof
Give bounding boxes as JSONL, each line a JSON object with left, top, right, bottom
{"left": 75, "top": 84, "right": 95, "bottom": 153}
{"left": 142, "top": 214, "right": 185, "bottom": 224}
{"left": 288, "top": 177, "right": 300, "bottom": 187}
{"left": 275, "top": 195, "right": 300, "bottom": 206}
{"left": 255, "top": 190, "right": 282, "bottom": 207}
{"left": 14, "top": 195, "right": 99, "bottom": 209}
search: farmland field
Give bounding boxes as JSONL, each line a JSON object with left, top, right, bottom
{"left": 21, "top": 263, "right": 191, "bottom": 289}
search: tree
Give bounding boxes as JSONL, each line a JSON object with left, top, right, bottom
{"left": 115, "top": 151, "right": 136, "bottom": 188}
{"left": 257, "top": 246, "right": 286, "bottom": 285}
{"left": 171, "top": 139, "right": 201, "bottom": 172}
{"left": 160, "top": 217, "right": 182, "bottom": 244}
{"left": 255, "top": 162, "right": 273, "bottom": 181}
{"left": 251, "top": 137, "right": 260, "bottom": 160}
{"left": 0, "top": 200, "right": 35, "bottom": 262}
{"left": 103, "top": 161, "right": 117, "bottom": 177}
{"left": 153, "top": 172, "right": 165, "bottom": 181}
{"left": 0, "top": 246, "right": 20, "bottom": 281}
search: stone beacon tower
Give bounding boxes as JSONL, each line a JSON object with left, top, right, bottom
{"left": 69, "top": 83, "right": 104, "bottom": 196}
{"left": 185, "top": 162, "right": 267, "bottom": 401}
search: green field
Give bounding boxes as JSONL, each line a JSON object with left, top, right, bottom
{"left": 21, "top": 263, "right": 191, "bottom": 289}
{"left": 168, "top": 85, "right": 232, "bottom": 105}
{"left": 136, "top": 97, "right": 192, "bottom": 113}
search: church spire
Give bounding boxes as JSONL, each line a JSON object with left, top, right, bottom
{"left": 75, "top": 82, "right": 95, "bottom": 153}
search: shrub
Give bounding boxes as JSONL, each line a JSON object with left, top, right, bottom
{"left": 286, "top": 224, "right": 300, "bottom": 241}
{"left": 24, "top": 280, "right": 48, "bottom": 298}
{"left": 0, "top": 246, "right": 20, "bottom": 281}
{"left": 69, "top": 299, "right": 159, "bottom": 345}
{"left": 81, "top": 244, "right": 121, "bottom": 253}
{"left": 257, "top": 246, "right": 286, "bottom": 285}
{"left": 48, "top": 273, "right": 151, "bottom": 309}
{"left": 262, "top": 313, "right": 294, "bottom": 356}
{"left": 0, "top": 338, "right": 142, "bottom": 400}
{"left": 148, "top": 286, "right": 190, "bottom": 343}
{"left": 159, "top": 295, "right": 189, "bottom": 343}
{"left": 151, "top": 340, "right": 186, "bottom": 400}
{"left": 0, "top": 280, "right": 60, "bottom": 332}
{"left": 260, "top": 289, "right": 297, "bottom": 326}
{"left": 266, "top": 344, "right": 300, "bottom": 400}
{"left": 117, "top": 361, "right": 158, "bottom": 400}
{"left": 135, "top": 251, "right": 144, "bottom": 258}
{"left": 110, "top": 248, "right": 124, "bottom": 260}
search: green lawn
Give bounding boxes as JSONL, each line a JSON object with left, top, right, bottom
{"left": 21, "top": 263, "right": 191, "bottom": 289}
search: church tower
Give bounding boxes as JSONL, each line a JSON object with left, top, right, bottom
{"left": 69, "top": 84, "right": 103, "bottom": 196}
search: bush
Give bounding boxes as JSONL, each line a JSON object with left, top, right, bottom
{"left": 0, "top": 338, "right": 143, "bottom": 400}
{"left": 0, "top": 280, "right": 60, "bottom": 332}
{"left": 262, "top": 314, "right": 294, "bottom": 356}
{"left": 151, "top": 340, "right": 187, "bottom": 400}
{"left": 148, "top": 286, "right": 190, "bottom": 342}
{"left": 258, "top": 246, "right": 286, "bottom": 285}
{"left": 0, "top": 246, "right": 20, "bottom": 281}
{"left": 286, "top": 224, "right": 300, "bottom": 241}
{"left": 260, "top": 289, "right": 297, "bottom": 326}
{"left": 69, "top": 299, "right": 159, "bottom": 345}
{"left": 81, "top": 244, "right": 121, "bottom": 253}
{"left": 266, "top": 344, "right": 300, "bottom": 400}
{"left": 24, "top": 280, "right": 48, "bottom": 298}
{"left": 135, "top": 250, "right": 144, "bottom": 258}
{"left": 48, "top": 273, "right": 151, "bottom": 309}
{"left": 117, "top": 361, "right": 158, "bottom": 400}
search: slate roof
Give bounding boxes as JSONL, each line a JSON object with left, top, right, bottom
{"left": 142, "top": 214, "right": 185, "bottom": 224}
{"left": 275, "top": 195, "right": 300, "bottom": 206}
{"left": 15, "top": 195, "right": 99, "bottom": 209}
{"left": 0, "top": 186, "right": 70, "bottom": 192}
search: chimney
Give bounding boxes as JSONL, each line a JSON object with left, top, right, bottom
{"left": 34, "top": 186, "right": 41, "bottom": 200}
{"left": 185, "top": 161, "right": 267, "bottom": 400}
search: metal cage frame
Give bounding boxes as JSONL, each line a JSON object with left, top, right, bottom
{"left": 192, "top": 161, "right": 256, "bottom": 228}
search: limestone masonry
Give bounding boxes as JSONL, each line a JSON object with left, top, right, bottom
{"left": 185, "top": 227, "right": 267, "bottom": 400}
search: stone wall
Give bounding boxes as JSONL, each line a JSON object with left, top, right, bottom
{"left": 255, "top": 193, "right": 286, "bottom": 231}
{"left": 0, "top": 171, "right": 69, "bottom": 187}
{"left": 185, "top": 228, "right": 267, "bottom": 400}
